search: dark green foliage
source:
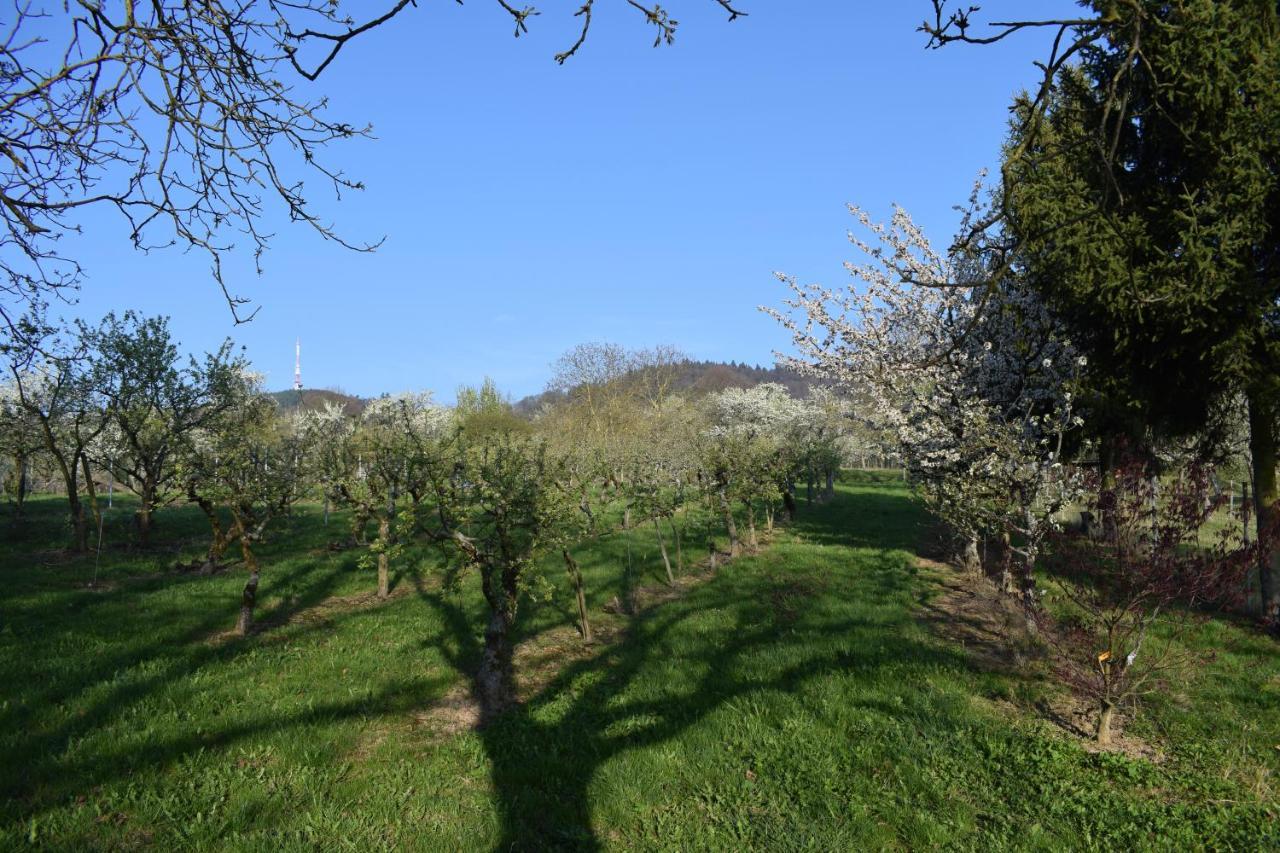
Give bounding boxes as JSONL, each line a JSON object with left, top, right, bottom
{"left": 1005, "top": 1, "right": 1280, "bottom": 443}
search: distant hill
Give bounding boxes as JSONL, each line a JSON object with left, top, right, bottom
{"left": 268, "top": 388, "right": 365, "bottom": 416}
{"left": 512, "top": 360, "right": 814, "bottom": 415}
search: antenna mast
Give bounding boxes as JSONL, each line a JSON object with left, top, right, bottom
{"left": 293, "top": 338, "right": 302, "bottom": 390}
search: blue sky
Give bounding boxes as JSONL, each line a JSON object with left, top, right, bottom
{"left": 44, "top": 1, "right": 1073, "bottom": 402}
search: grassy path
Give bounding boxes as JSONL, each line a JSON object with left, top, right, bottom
{"left": 1, "top": 479, "right": 1276, "bottom": 849}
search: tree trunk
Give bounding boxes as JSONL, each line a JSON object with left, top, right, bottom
{"left": 806, "top": 477, "right": 814, "bottom": 505}
{"left": 824, "top": 468, "right": 835, "bottom": 502}
{"left": 191, "top": 490, "right": 230, "bottom": 571}
{"left": 960, "top": 535, "right": 981, "bottom": 575}
{"left": 376, "top": 515, "right": 391, "bottom": 599}
{"left": 782, "top": 489, "right": 797, "bottom": 522}
{"left": 1098, "top": 432, "right": 1118, "bottom": 540}
{"left": 997, "top": 532, "right": 1015, "bottom": 595}
{"left": 669, "top": 517, "right": 684, "bottom": 572}
{"left": 1096, "top": 701, "right": 1115, "bottom": 746}
{"left": 80, "top": 455, "right": 102, "bottom": 550}
{"left": 745, "top": 502, "right": 758, "bottom": 551}
{"left": 719, "top": 489, "right": 740, "bottom": 557}
{"left": 476, "top": 605, "right": 516, "bottom": 719}
{"left": 14, "top": 453, "right": 28, "bottom": 517}
{"left": 765, "top": 504, "right": 774, "bottom": 533}
{"left": 351, "top": 507, "right": 370, "bottom": 545}
{"left": 562, "top": 549, "right": 591, "bottom": 642}
{"left": 135, "top": 480, "right": 156, "bottom": 546}
{"left": 235, "top": 519, "right": 260, "bottom": 636}
{"left": 623, "top": 503, "right": 632, "bottom": 530}
{"left": 654, "top": 517, "right": 674, "bottom": 585}
{"left": 1248, "top": 388, "right": 1279, "bottom": 624}
{"left": 68, "top": 485, "right": 87, "bottom": 553}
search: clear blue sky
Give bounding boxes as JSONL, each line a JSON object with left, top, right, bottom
{"left": 47, "top": 1, "right": 1074, "bottom": 402}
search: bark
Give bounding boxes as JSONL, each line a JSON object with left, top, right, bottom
{"left": 765, "top": 504, "right": 774, "bottom": 533}
{"left": 745, "top": 502, "right": 758, "bottom": 551}
{"left": 351, "top": 507, "right": 370, "bottom": 545}
{"left": 191, "top": 489, "right": 231, "bottom": 571}
{"left": 670, "top": 516, "right": 684, "bottom": 571}
{"left": 824, "top": 468, "right": 835, "bottom": 502}
{"left": 48, "top": 444, "right": 87, "bottom": 552}
{"left": 562, "top": 549, "right": 591, "bottom": 642}
{"left": 623, "top": 502, "right": 632, "bottom": 530}
{"left": 376, "top": 515, "right": 391, "bottom": 599}
{"left": 235, "top": 517, "right": 260, "bottom": 635}
{"left": 782, "top": 489, "right": 797, "bottom": 522}
{"left": 719, "top": 489, "right": 740, "bottom": 557}
{"left": 997, "top": 532, "right": 1015, "bottom": 595}
{"left": 80, "top": 454, "right": 102, "bottom": 549}
{"left": 13, "top": 453, "right": 28, "bottom": 516}
{"left": 1248, "top": 388, "right": 1279, "bottom": 624}
{"left": 654, "top": 517, "right": 674, "bottom": 585}
{"left": 1096, "top": 701, "right": 1115, "bottom": 746}
{"left": 66, "top": 472, "right": 87, "bottom": 553}
{"left": 135, "top": 477, "right": 157, "bottom": 546}
{"left": 806, "top": 477, "right": 814, "bottom": 505}
{"left": 476, "top": 602, "right": 517, "bottom": 718}
{"left": 960, "top": 535, "right": 981, "bottom": 575}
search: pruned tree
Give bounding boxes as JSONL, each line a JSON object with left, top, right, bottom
{"left": 1, "top": 313, "right": 107, "bottom": 551}
{"left": 194, "top": 378, "right": 303, "bottom": 634}
{"left": 356, "top": 392, "right": 451, "bottom": 598}
{"left": 423, "top": 427, "right": 578, "bottom": 716}
{"left": 90, "top": 312, "right": 244, "bottom": 546}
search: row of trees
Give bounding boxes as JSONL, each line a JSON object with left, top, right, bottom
{"left": 769, "top": 0, "right": 1280, "bottom": 743}
{"left": 3, "top": 323, "right": 855, "bottom": 715}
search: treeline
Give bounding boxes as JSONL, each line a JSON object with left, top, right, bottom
{"left": 513, "top": 357, "right": 814, "bottom": 414}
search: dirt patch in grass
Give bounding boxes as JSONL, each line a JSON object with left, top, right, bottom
{"left": 917, "top": 557, "right": 1032, "bottom": 674}
{"left": 410, "top": 548, "right": 753, "bottom": 738}
{"left": 917, "top": 556, "right": 1163, "bottom": 762}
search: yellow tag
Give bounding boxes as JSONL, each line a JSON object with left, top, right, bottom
{"left": 1097, "top": 651, "right": 1112, "bottom": 663}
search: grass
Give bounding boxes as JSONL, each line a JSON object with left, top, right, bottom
{"left": 1, "top": 477, "right": 1277, "bottom": 850}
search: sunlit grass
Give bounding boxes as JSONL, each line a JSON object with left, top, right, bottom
{"left": 1, "top": 479, "right": 1276, "bottom": 849}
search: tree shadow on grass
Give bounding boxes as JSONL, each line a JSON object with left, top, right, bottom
{"left": 3, "top": 484, "right": 970, "bottom": 850}
{"left": 407, "top": 483, "right": 985, "bottom": 850}
{"left": 0, "top": 548, "right": 367, "bottom": 815}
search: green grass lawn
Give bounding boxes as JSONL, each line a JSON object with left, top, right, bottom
{"left": 1, "top": 479, "right": 1277, "bottom": 850}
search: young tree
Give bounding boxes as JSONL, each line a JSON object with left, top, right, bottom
{"left": 423, "top": 428, "right": 578, "bottom": 716}
{"left": 1042, "top": 461, "right": 1266, "bottom": 745}
{"left": 702, "top": 383, "right": 802, "bottom": 554}
{"left": 198, "top": 381, "right": 304, "bottom": 634}
{"left": 2, "top": 317, "right": 107, "bottom": 551}
{"left": 356, "top": 392, "right": 451, "bottom": 598}
{"left": 0, "top": 377, "right": 42, "bottom": 519}
{"left": 91, "top": 312, "right": 244, "bottom": 546}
